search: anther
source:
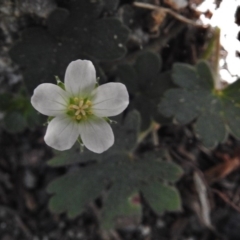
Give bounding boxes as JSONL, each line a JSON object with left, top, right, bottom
{"left": 74, "top": 97, "right": 79, "bottom": 103}
{"left": 68, "top": 98, "right": 92, "bottom": 122}
{"left": 79, "top": 100, "right": 84, "bottom": 108}
{"left": 86, "top": 100, "right": 92, "bottom": 106}
{"left": 75, "top": 109, "right": 81, "bottom": 115}
{"left": 71, "top": 105, "right": 79, "bottom": 110}
{"left": 82, "top": 105, "right": 88, "bottom": 109}
{"left": 69, "top": 104, "right": 78, "bottom": 110}
{"left": 81, "top": 110, "right": 86, "bottom": 116}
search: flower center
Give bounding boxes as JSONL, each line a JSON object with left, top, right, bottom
{"left": 67, "top": 97, "right": 93, "bottom": 122}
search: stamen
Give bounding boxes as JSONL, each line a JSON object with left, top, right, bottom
{"left": 82, "top": 105, "right": 88, "bottom": 109}
{"left": 75, "top": 109, "right": 81, "bottom": 115}
{"left": 68, "top": 105, "right": 74, "bottom": 110}
{"left": 68, "top": 98, "right": 92, "bottom": 121}
{"left": 81, "top": 110, "right": 86, "bottom": 115}
{"left": 79, "top": 100, "right": 84, "bottom": 108}
{"left": 86, "top": 100, "right": 92, "bottom": 106}
{"left": 74, "top": 97, "right": 79, "bottom": 103}
{"left": 71, "top": 105, "right": 79, "bottom": 110}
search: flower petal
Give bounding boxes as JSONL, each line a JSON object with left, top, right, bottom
{"left": 91, "top": 83, "right": 129, "bottom": 117}
{"left": 44, "top": 116, "right": 79, "bottom": 151}
{"left": 31, "top": 83, "right": 68, "bottom": 116}
{"left": 64, "top": 60, "right": 96, "bottom": 96}
{"left": 79, "top": 117, "right": 114, "bottom": 153}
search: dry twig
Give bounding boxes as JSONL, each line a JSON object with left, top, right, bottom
{"left": 193, "top": 172, "right": 212, "bottom": 228}
{"left": 212, "top": 188, "right": 240, "bottom": 213}
{"left": 133, "top": 2, "right": 208, "bottom": 27}
{"left": 204, "top": 152, "right": 240, "bottom": 184}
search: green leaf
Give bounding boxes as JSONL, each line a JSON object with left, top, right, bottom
{"left": 116, "top": 64, "right": 138, "bottom": 95}
{"left": 146, "top": 71, "right": 173, "bottom": 99}
{"left": 9, "top": 28, "right": 58, "bottom": 93}
{"left": 224, "top": 107, "right": 240, "bottom": 137}
{"left": 135, "top": 51, "right": 162, "bottom": 89}
{"left": 222, "top": 78, "right": 240, "bottom": 102}
{"left": 102, "top": 187, "right": 141, "bottom": 229}
{"left": 46, "top": 8, "right": 69, "bottom": 35}
{"left": 9, "top": 0, "right": 129, "bottom": 93}
{"left": 84, "top": 18, "right": 129, "bottom": 60}
{"left": 195, "top": 112, "right": 226, "bottom": 147}
{"left": 3, "top": 111, "right": 27, "bottom": 133}
{"left": 172, "top": 61, "right": 214, "bottom": 90}
{"left": 112, "top": 110, "right": 140, "bottom": 152}
{"left": 48, "top": 146, "right": 107, "bottom": 166}
{"left": 0, "top": 92, "right": 42, "bottom": 132}
{"left": 47, "top": 152, "right": 182, "bottom": 229}
{"left": 48, "top": 167, "right": 106, "bottom": 217}
{"left": 48, "top": 111, "right": 140, "bottom": 167}
{"left": 159, "top": 60, "right": 240, "bottom": 147}
{"left": 141, "top": 182, "right": 181, "bottom": 214}
{"left": 133, "top": 95, "right": 154, "bottom": 130}
{"left": 117, "top": 51, "right": 174, "bottom": 130}
{"left": 0, "top": 93, "right": 12, "bottom": 111}
{"left": 103, "top": 0, "right": 120, "bottom": 11}
{"left": 196, "top": 60, "right": 215, "bottom": 89}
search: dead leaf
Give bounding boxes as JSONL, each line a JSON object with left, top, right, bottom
{"left": 204, "top": 149, "right": 240, "bottom": 184}
{"left": 149, "top": 9, "right": 167, "bottom": 33}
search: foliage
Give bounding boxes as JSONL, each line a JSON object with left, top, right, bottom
{"left": 0, "top": 92, "right": 42, "bottom": 133}
{"left": 9, "top": 0, "right": 129, "bottom": 93}
{"left": 117, "top": 51, "right": 175, "bottom": 130}
{"left": 47, "top": 111, "right": 182, "bottom": 229}
{"left": 159, "top": 60, "right": 240, "bottom": 147}
{"left": 3, "top": 0, "right": 240, "bottom": 236}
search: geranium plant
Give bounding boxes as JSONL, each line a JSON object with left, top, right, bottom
{"left": 31, "top": 60, "right": 129, "bottom": 153}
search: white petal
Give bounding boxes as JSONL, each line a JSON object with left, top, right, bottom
{"left": 31, "top": 83, "right": 68, "bottom": 116}
{"left": 64, "top": 60, "right": 96, "bottom": 97}
{"left": 79, "top": 117, "right": 114, "bottom": 153}
{"left": 44, "top": 116, "right": 79, "bottom": 151}
{"left": 91, "top": 83, "right": 129, "bottom": 117}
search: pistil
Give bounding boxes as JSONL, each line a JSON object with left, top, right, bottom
{"left": 67, "top": 97, "right": 92, "bottom": 122}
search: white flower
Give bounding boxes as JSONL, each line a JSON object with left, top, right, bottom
{"left": 31, "top": 60, "right": 129, "bottom": 153}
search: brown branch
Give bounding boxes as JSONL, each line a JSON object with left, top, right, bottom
{"left": 212, "top": 188, "right": 240, "bottom": 213}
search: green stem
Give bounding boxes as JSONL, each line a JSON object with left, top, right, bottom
{"left": 201, "top": 27, "right": 221, "bottom": 90}
{"left": 129, "top": 121, "right": 160, "bottom": 159}
{"left": 137, "top": 121, "right": 156, "bottom": 144}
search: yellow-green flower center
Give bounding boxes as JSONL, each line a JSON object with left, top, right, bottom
{"left": 67, "top": 97, "right": 93, "bottom": 122}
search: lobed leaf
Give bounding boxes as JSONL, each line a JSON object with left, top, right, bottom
{"left": 9, "top": 0, "right": 129, "bottom": 93}
{"left": 103, "top": 0, "right": 120, "bottom": 11}
{"left": 3, "top": 111, "right": 27, "bottom": 133}
{"left": 159, "top": 60, "right": 240, "bottom": 147}
{"left": 48, "top": 167, "right": 106, "bottom": 218}
{"left": 0, "top": 94, "right": 43, "bottom": 133}
{"left": 102, "top": 186, "right": 141, "bottom": 229}
{"left": 117, "top": 51, "right": 174, "bottom": 130}
{"left": 48, "top": 152, "right": 183, "bottom": 229}
{"left": 141, "top": 182, "right": 181, "bottom": 214}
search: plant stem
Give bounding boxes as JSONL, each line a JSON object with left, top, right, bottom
{"left": 201, "top": 27, "right": 222, "bottom": 90}
{"left": 137, "top": 121, "right": 155, "bottom": 144}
